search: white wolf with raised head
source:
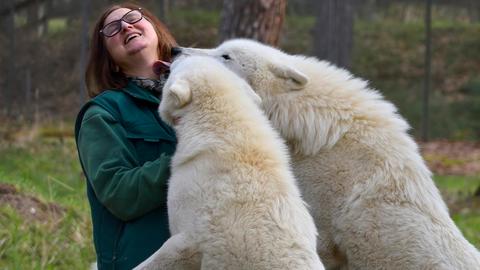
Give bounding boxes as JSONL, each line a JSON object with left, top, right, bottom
{"left": 176, "top": 39, "right": 480, "bottom": 270}
{"left": 134, "top": 55, "right": 324, "bottom": 270}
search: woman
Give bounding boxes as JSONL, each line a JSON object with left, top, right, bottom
{"left": 75, "top": 3, "right": 177, "bottom": 269}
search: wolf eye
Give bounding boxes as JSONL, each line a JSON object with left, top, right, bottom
{"left": 221, "top": 54, "right": 231, "bottom": 60}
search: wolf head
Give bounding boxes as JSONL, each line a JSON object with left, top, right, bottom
{"left": 174, "top": 39, "right": 309, "bottom": 98}
{"left": 159, "top": 55, "right": 261, "bottom": 127}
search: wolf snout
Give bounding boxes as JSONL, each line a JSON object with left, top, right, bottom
{"left": 171, "top": 47, "right": 182, "bottom": 58}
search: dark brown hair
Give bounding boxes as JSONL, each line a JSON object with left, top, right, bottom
{"left": 85, "top": 2, "right": 177, "bottom": 98}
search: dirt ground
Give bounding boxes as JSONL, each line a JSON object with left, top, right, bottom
{"left": 420, "top": 140, "right": 480, "bottom": 176}
{"left": 0, "top": 183, "right": 65, "bottom": 223}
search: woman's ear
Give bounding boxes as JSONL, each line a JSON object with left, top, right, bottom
{"left": 153, "top": 60, "right": 171, "bottom": 76}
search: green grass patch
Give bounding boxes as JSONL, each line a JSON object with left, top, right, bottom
{"left": 452, "top": 212, "right": 480, "bottom": 248}
{"left": 0, "top": 205, "right": 93, "bottom": 270}
{"left": 434, "top": 175, "right": 480, "bottom": 195}
{"left": 0, "top": 137, "right": 95, "bottom": 269}
{"left": 434, "top": 175, "right": 480, "bottom": 247}
{"left": 0, "top": 139, "right": 85, "bottom": 208}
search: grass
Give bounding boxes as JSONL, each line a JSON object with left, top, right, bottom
{"left": 0, "top": 205, "right": 93, "bottom": 270}
{"left": 0, "top": 138, "right": 95, "bottom": 270}
{"left": 435, "top": 175, "right": 480, "bottom": 194}
{"left": 435, "top": 175, "right": 480, "bottom": 246}
{"left": 0, "top": 135, "right": 479, "bottom": 269}
{"left": 0, "top": 138, "right": 84, "bottom": 208}
{"left": 453, "top": 212, "right": 480, "bottom": 248}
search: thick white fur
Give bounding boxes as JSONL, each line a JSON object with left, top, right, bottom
{"left": 134, "top": 56, "right": 324, "bottom": 270}
{"left": 180, "top": 39, "right": 480, "bottom": 270}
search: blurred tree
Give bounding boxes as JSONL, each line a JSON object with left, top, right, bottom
{"left": 149, "top": 0, "right": 168, "bottom": 21}
{"left": 79, "top": 0, "right": 91, "bottom": 105}
{"left": 286, "top": 0, "right": 314, "bottom": 16}
{"left": 219, "top": 0, "right": 286, "bottom": 46}
{"left": 169, "top": 0, "right": 223, "bottom": 10}
{"left": 312, "top": 0, "right": 354, "bottom": 69}
{"left": 467, "top": 0, "right": 479, "bottom": 21}
{"left": 422, "top": 0, "right": 432, "bottom": 141}
{"left": 3, "top": 0, "right": 16, "bottom": 116}
{"left": 26, "top": 0, "right": 47, "bottom": 36}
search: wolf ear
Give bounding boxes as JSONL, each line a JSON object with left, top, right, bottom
{"left": 240, "top": 80, "right": 262, "bottom": 106}
{"left": 269, "top": 64, "right": 308, "bottom": 90}
{"left": 168, "top": 79, "right": 192, "bottom": 108}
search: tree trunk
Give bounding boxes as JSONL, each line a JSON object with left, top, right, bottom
{"left": 312, "top": 0, "right": 354, "bottom": 69}
{"left": 219, "top": 0, "right": 287, "bottom": 47}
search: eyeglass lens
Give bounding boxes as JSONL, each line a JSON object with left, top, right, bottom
{"left": 102, "top": 9, "right": 143, "bottom": 37}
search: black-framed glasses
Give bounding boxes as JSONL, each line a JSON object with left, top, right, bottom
{"left": 100, "top": 8, "right": 144, "bottom": 37}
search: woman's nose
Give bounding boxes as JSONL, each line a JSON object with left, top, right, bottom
{"left": 120, "top": 21, "right": 134, "bottom": 31}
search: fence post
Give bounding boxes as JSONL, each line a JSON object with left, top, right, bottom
{"left": 79, "top": 0, "right": 90, "bottom": 106}
{"left": 6, "top": 0, "right": 16, "bottom": 117}
{"left": 422, "top": 0, "right": 432, "bottom": 142}
{"left": 25, "top": 68, "right": 32, "bottom": 121}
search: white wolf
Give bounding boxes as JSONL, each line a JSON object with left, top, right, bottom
{"left": 134, "top": 55, "right": 324, "bottom": 270}
{"left": 177, "top": 39, "right": 480, "bottom": 270}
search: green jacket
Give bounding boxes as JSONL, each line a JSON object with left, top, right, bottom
{"left": 75, "top": 81, "right": 177, "bottom": 270}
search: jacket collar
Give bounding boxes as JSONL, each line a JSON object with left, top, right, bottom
{"left": 121, "top": 80, "right": 160, "bottom": 105}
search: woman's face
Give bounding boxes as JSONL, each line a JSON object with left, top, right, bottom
{"left": 103, "top": 8, "right": 159, "bottom": 69}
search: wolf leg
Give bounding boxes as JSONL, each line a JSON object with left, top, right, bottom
{"left": 133, "top": 233, "right": 201, "bottom": 270}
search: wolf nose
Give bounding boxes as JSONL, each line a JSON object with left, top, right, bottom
{"left": 171, "top": 47, "right": 182, "bottom": 57}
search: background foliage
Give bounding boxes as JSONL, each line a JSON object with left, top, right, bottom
{"left": 0, "top": 0, "right": 479, "bottom": 269}
{"left": 0, "top": 0, "right": 479, "bottom": 140}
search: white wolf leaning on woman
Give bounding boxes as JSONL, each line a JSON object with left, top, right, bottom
{"left": 134, "top": 55, "right": 324, "bottom": 270}
{"left": 176, "top": 39, "right": 480, "bottom": 270}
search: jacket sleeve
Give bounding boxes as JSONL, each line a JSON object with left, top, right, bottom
{"left": 78, "top": 105, "right": 171, "bottom": 221}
